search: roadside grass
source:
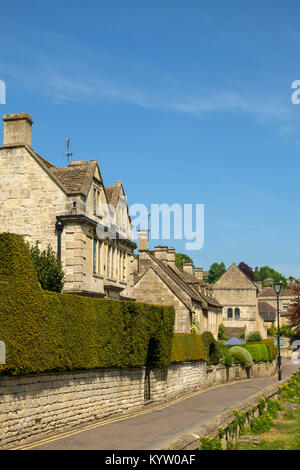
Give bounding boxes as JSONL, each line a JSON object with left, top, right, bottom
{"left": 234, "top": 409, "right": 300, "bottom": 450}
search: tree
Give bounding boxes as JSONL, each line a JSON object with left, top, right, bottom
{"left": 238, "top": 262, "right": 254, "bottom": 281}
{"left": 289, "top": 285, "right": 300, "bottom": 334}
{"left": 28, "top": 241, "right": 65, "bottom": 292}
{"left": 175, "top": 253, "right": 194, "bottom": 269}
{"left": 253, "top": 265, "right": 289, "bottom": 289}
{"left": 208, "top": 262, "right": 226, "bottom": 284}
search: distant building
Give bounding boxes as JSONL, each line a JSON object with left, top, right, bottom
{"left": 213, "top": 263, "right": 267, "bottom": 338}
{"left": 258, "top": 288, "right": 297, "bottom": 326}
{"left": 0, "top": 113, "right": 136, "bottom": 299}
{"left": 132, "top": 230, "right": 222, "bottom": 336}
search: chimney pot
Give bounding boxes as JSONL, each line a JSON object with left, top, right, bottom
{"left": 3, "top": 113, "right": 33, "bottom": 146}
{"left": 138, "top": 229, "right": 148, "bottom": 252}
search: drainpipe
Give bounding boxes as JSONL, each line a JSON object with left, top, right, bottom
{"left": 55, "top": 219, "right": 64, "bottom": 261}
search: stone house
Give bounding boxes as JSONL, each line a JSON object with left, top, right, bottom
{"left": 258, "top": 288, "right": 297, "bottom": 327}
{"left": 0, "top": 113, "right": 136, "bottom": 299}
{"left": 132, "top": 230, "right": 222, "bottom": 336}
{"left": 213, "top": 263, "right": 267, "bottom": 338}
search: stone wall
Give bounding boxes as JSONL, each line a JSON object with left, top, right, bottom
{"left": 0, "top": 359, "right": 276, "bottom": 449}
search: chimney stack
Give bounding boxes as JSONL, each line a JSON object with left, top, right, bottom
{"left": 138, "top": 229, "right": 149, "bottom": 252}
{"left": 154, "top": 246, "right": 168, "bottom": 263}
{"left": 182, "top": 262, "right": 194, "bottom": 275}
{"left": 3, "top": 113, "right": 33, "bottom": 147}
{"left": 167, "top": 248, "right": 176, "bottom": 267}
{"left": 194, "top": 267, "right": 203, "bottom": 281}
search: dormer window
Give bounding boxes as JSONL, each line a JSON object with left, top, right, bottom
{"left": 72, "top": 201, "right": 77, "bottom": 209}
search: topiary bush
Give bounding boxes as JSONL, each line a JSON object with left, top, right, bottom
{"left": 171, "top": 333, "right": 205, "bottom": 363}
{"left": 228, "top": 346, "right": 253, "bottom": 368}
{"left": 0, "top": 233, "right": 175, "bottom": 375}
{"left": 261, "top": 338, "right": 277, "bottom": 361}
{"left": 201, "top": 331, "right": 221, "bottom": 365}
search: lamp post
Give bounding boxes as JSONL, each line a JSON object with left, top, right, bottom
{"left": 274, "top": 279, "right": 282, "bottom": 381}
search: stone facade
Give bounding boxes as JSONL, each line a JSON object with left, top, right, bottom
{"left": 0, "top": 113, "right": 136, "bottom": 299}
{"left": 132, "top": 231, "right": 222, "bottom": 335}
{"left": 213, "top": 263, "right": 267, "bottom": 338}
{"left": 0, "top": 359, "right": 276, "bottom": 449}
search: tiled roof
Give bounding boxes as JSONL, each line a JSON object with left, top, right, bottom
{"left": 258, "top": 288, "right": 295, "bottom": 298}
{"left": 258, "top": 301, "right": 276, "bottom": 322}
{"left": 105, "top": 181, "right": 122, "bottom": 208}
{"left": 141, "top": 253, "right": 221, "bottom": 309}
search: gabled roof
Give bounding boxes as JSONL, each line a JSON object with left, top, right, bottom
{"left": 135, "top": 251, "right": 221, "bottom": 310}
{"left": 12, "top": 144, "right": 105, "bottom": 197}
{"left": 214, "top": 262, "right": 258, "bottom": 290}
{"left": 105, "top": 181, "right": 122, "bottom": 208}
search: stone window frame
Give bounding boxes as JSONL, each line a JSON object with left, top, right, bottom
{"left": 227, "top": 307, "right": 233, "bottom": 319}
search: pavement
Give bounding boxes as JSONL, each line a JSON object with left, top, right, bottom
{"left": 12, "top": 360, "right": 299, "bottom": 450}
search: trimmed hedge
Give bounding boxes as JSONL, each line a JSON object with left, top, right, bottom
{"left": 261, "top": 338, "right": 278, "bottom": 361}
{"left": 228, "top": 346, "right": 253, "bottom": 368}
{"left": 0, "top": 233, "right": 175, "bottom": 375}
{"left": 201, "top": 331, "right": 221, "bottom": 365}
{"left": 241, "top": 343, "right": 269, "bottom": 363}
{"left": 171, "top": 333, "right": 205, "bottom": 363}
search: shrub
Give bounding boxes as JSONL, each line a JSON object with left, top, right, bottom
{"left": 246, "top": 331, "right": 262, "bottom": 343}
{"left": 199, "top": 436, "right": 223, "bottom": 450}
{"left": 28, "top": 241, "right": 65, "bottom": 292}
{"left": 241, "top": 343, "right": 269, "bottom": 362}
{"left": 268, "top": 322, "right": 277, "bottom": 337}
{"left": 201, "top": 331, "right": 221, "bottom": 365}
{"left": 171, "top": 333, "right": 205, "bottom": 363}
{"left": 228, "top": 346, "right": 253, "bottom": 368}
{"left": 261, "top": 339, "right": 278, "bottom": 361}
{"left": 0, "top": 233, "right": 175, "bottom": 375}
{"left": 218, "top": 323, "right": 226, "bottom": 341}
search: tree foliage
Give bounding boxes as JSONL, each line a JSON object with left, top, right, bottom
{"left": 28, "top": 241, "right": 65, "bottom": 293}
{"left": 238, "top": 262, "right": 254, "bottom": 281}
{"left": 289, "top": 285, "right": 300, "bottom": 334}
{"left": 253, "top": 266, "right": 289, "bottom": 288}
{"left": 208, "top": 262, "right": 226, "bottom": 284}
{"left": 175, "top": 252, "right": 194, "bottom": 269}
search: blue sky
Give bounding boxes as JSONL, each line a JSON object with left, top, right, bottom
{"left": 1, "top": 0, "right": 300, "bottom": 277}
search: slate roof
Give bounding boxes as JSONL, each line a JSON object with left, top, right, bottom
{"left": 258, "top": 301, "right": 276, "bottom": 322}
{"left": 258, "top": 288, "right": 295, "bottom": 298}
{"left": 22, "top": 145, "right": 102, "bottom": 196}
{"left": 105, "top": 181, "right": 122, "bottom": 208}
{"left": 135, "top": 252, "right": 221, "bottom": 310}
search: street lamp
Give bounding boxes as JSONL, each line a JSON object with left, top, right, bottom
{"left": 274, "top": 279, "right": 282, "bottom": 381}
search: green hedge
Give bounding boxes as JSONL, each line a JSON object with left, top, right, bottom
{"left": 0, "top": 233, "right": 175, "bottom": 375}
{"left": 241, "top": 344, "right": 269, "bottom": 363}
{"left": 171, "top": 333, "right": 205, "bottom": 363}
{"left": 201, "top": 331, "right": 221, "bottom": 365}
{"left": 261, "top": 339, "right": 278, "bottom": 361}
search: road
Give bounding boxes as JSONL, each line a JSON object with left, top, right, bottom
{"left": 13, "top": 361, "right": 299, "bottom": 450}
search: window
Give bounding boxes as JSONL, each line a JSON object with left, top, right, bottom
{"left": 107, "top": 245, "right": 111, "bottom": 278}
{"left": 235, "top": 307, "right": 240, "bottom": 319}
{"left": 111, "top": 246, "right": 115, "bottom": 278}
{"left": 227, "top": 308, "right": 233, "bottom": 319}
{"left": 93, "top": 239, "right": 97, "bottom": 274}
{"left": 97, "top": 241, "right": 102, "bottom": 275}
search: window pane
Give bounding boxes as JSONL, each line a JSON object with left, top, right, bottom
{"left": 227, "top": 308, "right": 233, "bottom": 318}
{"left": 235, "top": 307, "right": 240, "bottom": 319}
{"left": 93, "top": 239, "right": 97, "bottom": 274}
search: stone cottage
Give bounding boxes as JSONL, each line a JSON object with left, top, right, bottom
{"left": 132, "top": 230, "right": 222, "bottom": 336}
{"left": 213, "top": 263, "right": 267, "bottom": 338}
{"left": 0, "top": 112, "right": 136, "bottom": 299}
{"left": 258, "top": 288, "right": 296, "bottom": 327}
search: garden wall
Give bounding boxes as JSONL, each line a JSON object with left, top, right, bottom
{"left": 0, "top": 359, "right": 276, "bottom": 449}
